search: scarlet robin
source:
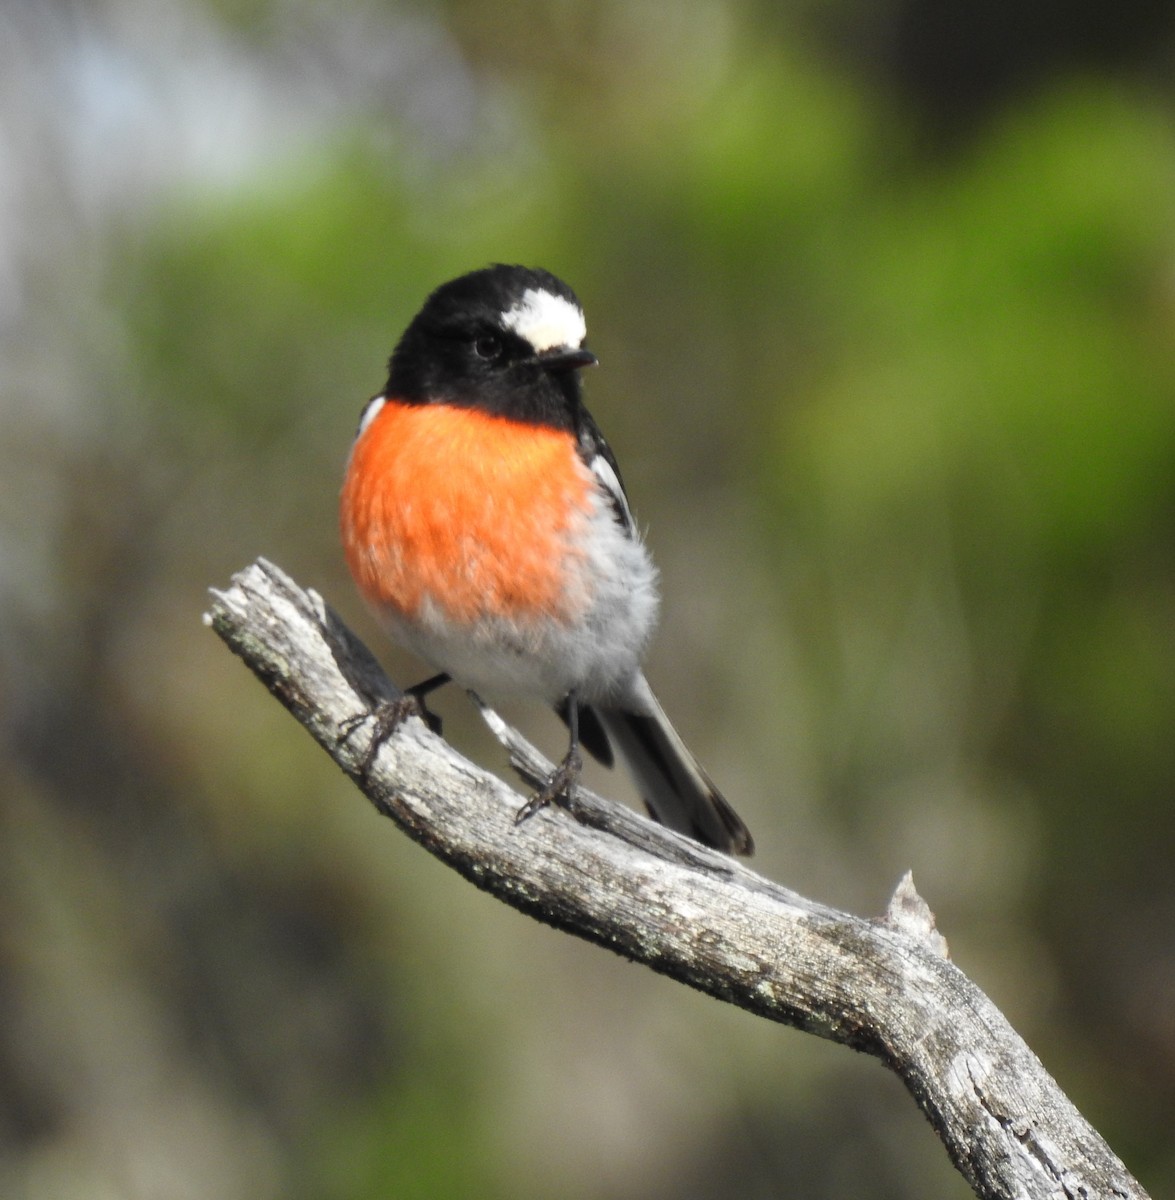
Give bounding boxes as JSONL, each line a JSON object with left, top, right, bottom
{"left": 340, "top": 265, "right": 752, "bottom": 855}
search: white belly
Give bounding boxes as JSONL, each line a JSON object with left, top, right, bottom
{"left": 374, "top": 487, "right": 660, "bottom": 705}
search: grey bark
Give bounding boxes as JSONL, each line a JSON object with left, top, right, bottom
{"left": 205, "top": 558, "right": 1146, "bottom": 1200}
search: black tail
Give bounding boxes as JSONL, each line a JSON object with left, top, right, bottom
{"left": 590, "top": 675, "right": 753, "bottom": 856}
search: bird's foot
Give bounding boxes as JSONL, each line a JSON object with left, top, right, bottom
{"left": 338, "top": 684, "right": 445, "bottom": 777}
{"left": 514, "top": 745, "right": 583, "bottom": 826}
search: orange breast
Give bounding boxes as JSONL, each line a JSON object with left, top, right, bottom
{"left": 340, "top": 400, "right": 593, "bottom": 625}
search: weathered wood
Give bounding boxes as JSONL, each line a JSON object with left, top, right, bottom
{"left": 206, "top": 558, "right": 1146, "bottom": 1200}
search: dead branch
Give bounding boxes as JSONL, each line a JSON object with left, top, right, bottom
{"left": 205, "top": 558, "right": 1146, "bottom": 1200}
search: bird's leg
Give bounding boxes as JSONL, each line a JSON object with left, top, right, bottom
{"left": 338, "top": 672, "right": 451, "bottom": 776}
{"left": 514, "top": 690, "right": 584, "bottom": 825}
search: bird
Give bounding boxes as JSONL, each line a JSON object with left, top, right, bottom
{"left": 339, "top": 264, "right": 753, "bottom": 855}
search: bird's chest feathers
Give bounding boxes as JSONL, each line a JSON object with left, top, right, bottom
{"left": 342, "top": 401, "right": 595, "bottom": 623}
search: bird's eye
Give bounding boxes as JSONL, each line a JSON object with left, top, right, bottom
{"left": 474, "top": 334, "right": 502, "bottom": 361}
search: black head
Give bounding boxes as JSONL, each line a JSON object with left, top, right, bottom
{"left": 383, "top": 265, "right": 597, "bottom": 430}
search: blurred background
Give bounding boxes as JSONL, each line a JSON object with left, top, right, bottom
{"left": 3, "top": 0, "right": 1174, "bottom": 1196}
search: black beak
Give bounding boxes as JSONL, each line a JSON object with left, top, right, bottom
{"left": 540, "top": 345, "right": 598, "bottom": 372}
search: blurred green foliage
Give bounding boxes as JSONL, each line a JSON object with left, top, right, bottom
{"left": 3, "top": 1, "right": 1175, "bottom": 1197}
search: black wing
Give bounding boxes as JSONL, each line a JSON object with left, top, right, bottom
{"left": 575, "top": 406, "right": 634, "bottom": 533}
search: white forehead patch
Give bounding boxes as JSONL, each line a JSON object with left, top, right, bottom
{"left": 501, "top": 287, "right": 586, "bottom": 353}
